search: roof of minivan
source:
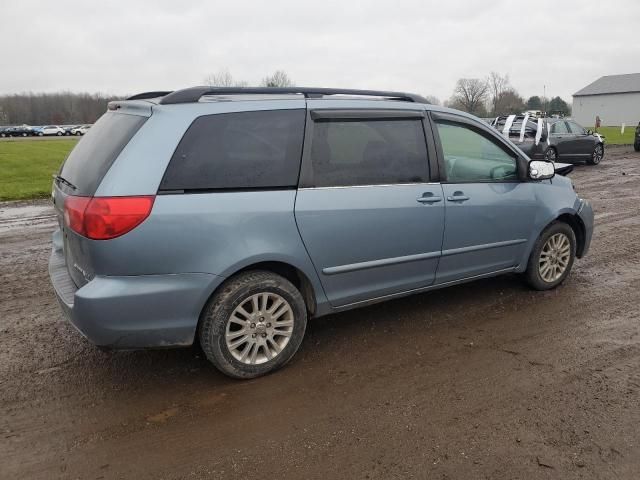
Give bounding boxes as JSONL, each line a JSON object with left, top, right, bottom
{"left": 115, "top": 87, "right": 490, "bottom": 127}
{"left": 126, "top": 86, "right": 430, "bottom": 104}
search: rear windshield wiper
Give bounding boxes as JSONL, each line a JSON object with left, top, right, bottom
{"left": 53, "top": 174, "right": 77, "bottom": 191}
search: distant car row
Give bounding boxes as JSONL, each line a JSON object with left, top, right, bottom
{"left": 0, "top": 124, "right": 92, "bottom": 137}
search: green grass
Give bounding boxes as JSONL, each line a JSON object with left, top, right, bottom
{"left": 0, "top": 139, "right": 77, "bottom": 200}
{"left": 587, "top": 126, "right": 638, "bottom": 145}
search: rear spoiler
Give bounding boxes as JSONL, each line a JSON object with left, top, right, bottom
{"left": 554, "top": 162, "right": 574, "bottom": 176}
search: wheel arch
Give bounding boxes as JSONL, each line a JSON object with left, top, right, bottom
{"left": 198, "top": 259, "right": 321, "bottom": 325}
{"left": 554, "top": 213, "right": 587, "bottom": 258}
{"left": 232, "top": 261, "right": 318, "bottom": 317}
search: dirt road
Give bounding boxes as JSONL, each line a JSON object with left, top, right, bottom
{"left": 2, "top": 146, "right": 639, "bottom": 479}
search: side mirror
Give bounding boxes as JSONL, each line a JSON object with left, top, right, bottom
{"left": 529, "top": 160, "right": 555, "bottom": 180}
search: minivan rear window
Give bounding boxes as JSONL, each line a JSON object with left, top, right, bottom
{"left": 160, "top": 109, "right": 305, "bottom": 191}
{"left": 60, "top": 112, "right": 147, "bottom": 195}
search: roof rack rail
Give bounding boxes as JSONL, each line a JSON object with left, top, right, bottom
{"left": 156, "top": 87, "right": 429, "bottom": 105}
{"left": 126, "top": 91, "right": 174, "bottom": 101}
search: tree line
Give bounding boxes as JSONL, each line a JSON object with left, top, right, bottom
{"left": 442, "top": 72, "right": 571, "bottom": 118}
{"left": 0, "top": 70, "right": 294, "bottom": 126}
{"left": 0, "top": 70, "right": 570, "bottom": 125}
{"left": 0, "top": 92, "right": 124, "bottom": 126}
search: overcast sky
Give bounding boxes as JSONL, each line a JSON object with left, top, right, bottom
{"left": 2, "top": 0, "right": 639, "bottom": 102}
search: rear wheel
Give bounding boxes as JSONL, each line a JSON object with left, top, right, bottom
{"left": 525, "top": 222, "right": 576, "bottom": 290}
{"left": 199, "top": 271, "right": 307, "bottom": 379}
{"left": 634, "top": 141, "right": 640, "bottom": 152}
{"left": 587, "top": 143, "right": 604, "bottom": 165}
{"left": 544, "top": 147, "right": 557, "bottom": 162}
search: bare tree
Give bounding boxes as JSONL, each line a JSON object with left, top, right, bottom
{"left": 493, "top": 89, "right": 526, "bottom": 116}
{"left": 487, "top": 72, "right": 510, "bottom": 116}
{"left": 261, "top": 70, "right": 294, "bottom": 88}
{"left": 450, "top": 78, "right": 488, "bottom": 115}
{"left": 204, "top": 69, "right": 248, "bottom": 87}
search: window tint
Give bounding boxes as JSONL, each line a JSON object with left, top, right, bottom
{"left": 161, "top": 109, "right": 305, "bottom": 191}
{"left": 567, "top": 121, "right": 585, "bottom": 134}
{"left": 550, "top": 121, "right": 569, "bottom": 134}
{"left": 60, "top": 112, "right": 147, "bottom": 195}
{"left": 436, "top": 122, "right": 517, "bottom": 183}
{"left": 310, "top": 119, "right": 428, "bottom": 187}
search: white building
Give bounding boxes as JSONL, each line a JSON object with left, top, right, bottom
{"left": 572, "top": 73, "right": 640, "bottom": 127}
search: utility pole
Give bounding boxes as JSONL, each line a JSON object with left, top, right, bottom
{"left": 543, "top": 85, "right": 546, "bottom": 116}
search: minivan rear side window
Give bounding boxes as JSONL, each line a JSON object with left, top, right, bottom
{"left": 60, "top": 112, "right": 147, "bottom": 195}
{"left": 160, "top": 109, "right": 305, "bottom": 191}
{"left": 309, "top": 119, "right": 428, "bottom": 187}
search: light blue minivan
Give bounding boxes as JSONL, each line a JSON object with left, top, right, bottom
{"left": 49, "top": 87, "right": 594, "bottom": 378}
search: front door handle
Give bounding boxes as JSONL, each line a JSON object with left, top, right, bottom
{"left": 447, "top": 192, "right": 470, "bottom": 202}
{"left": 417, "top": 194, "right": 442, "bottom": 204}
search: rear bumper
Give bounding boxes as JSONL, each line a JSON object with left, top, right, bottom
{"left": 577, "top": 199, "right": 594, "bottom": 258}
{"left": 49, "top": 247, "right": 223, "bottom": 349}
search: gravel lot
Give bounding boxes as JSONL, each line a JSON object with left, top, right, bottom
{"left": 1, "top": 146, "right": 639, "bottom": 479}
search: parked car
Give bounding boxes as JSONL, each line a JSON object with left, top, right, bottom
{"left": 492, "top": 116, "right": 605, "bottom": 165}
{"left": 62, "top": 125, "right": 78, "bottom": 136}
{"left": 0, "top": 126, "right": 12, "bottom": 137}
{"left": 70, "top": 124, "right": 91, "bottom": 136}
{"left": 545, "top": 118, "right": 605, "bottom": 164}
{"left": 49, "top": 87, "right": 594, "bottom": 379}
{"left": 4, "top": 125, "right": 35, "bottom": 137}
{"left": 35, "top": 125, "right": 66, "bottom": 136}
{"left": 635, "top": 122, "right": 640, "bottom": 152}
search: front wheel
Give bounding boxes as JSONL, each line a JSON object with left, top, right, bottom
{"left": 199, "top": 271, "right": 308, "bottom": 379}
{"left": 587, "top": 143, "right": 604, "bottom": 165}
{"left": 525, "top": 222, "right": 576, "bottom": 290}
{"left": 634, "top": 141, "right": 640, "bottom": 152}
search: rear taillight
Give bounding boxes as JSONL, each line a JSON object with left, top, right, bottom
{"left": 64, "top": 196, "right": 155, "bottom": 240}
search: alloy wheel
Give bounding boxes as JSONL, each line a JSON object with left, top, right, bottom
{"left": 539, "top": 233, "right": 571, "bottom": 283}
{"left": 592, "top": 145, "right": 603, "bottom": 164}
{"left": 225, "top": 292, "right": 294, "bottom": 365}
{"left": 545, "top": 148, "right": 556, "bottom": 161}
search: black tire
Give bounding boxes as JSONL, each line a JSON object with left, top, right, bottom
{"left": 199, "top": 270, "right": 307, "bottom": 379}
{"left": 634, "top": 141, "right": 640, "bottom": 152}
{"left": 587, "top": 143, "right": 604, "bottom": 165}
{"left": 544, "top": 147, "right": 557, "bottom": 162}
{"left": 525, "top": 222, "right": 576, "bottom": 290}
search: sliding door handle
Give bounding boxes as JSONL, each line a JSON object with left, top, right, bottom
{"left": 447, "top": 195, "right": 470, "bottom": 202}
{"left": 417, "top": 195, "right": 442, "bottom": 204}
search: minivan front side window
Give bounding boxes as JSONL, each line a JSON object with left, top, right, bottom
{"left": 435, "top": 122, "right": 517, "bottom": 183}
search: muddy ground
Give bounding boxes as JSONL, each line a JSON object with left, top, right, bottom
{"left": 1, "top": 146, "right": 639, "bottom": 479}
